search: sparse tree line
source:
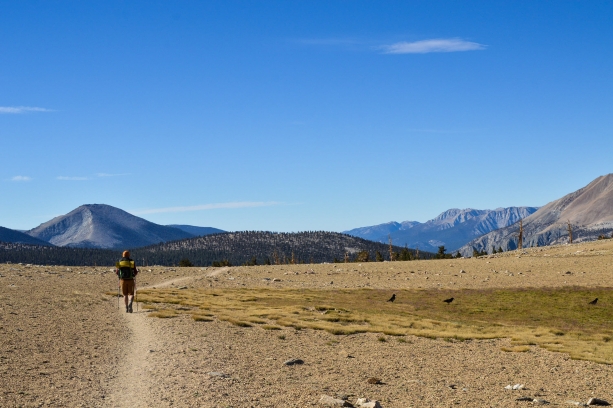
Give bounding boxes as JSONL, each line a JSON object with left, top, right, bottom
{"left": 0, "top": 231, "right": 433, "bottom": 267}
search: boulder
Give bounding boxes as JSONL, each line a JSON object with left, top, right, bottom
{"left": 356, "top": 398, "right": 383, "bottom": 408}
{"left": 319, "top": 395, "right": 353, "bottom": 407}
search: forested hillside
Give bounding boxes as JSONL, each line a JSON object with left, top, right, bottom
{"left": 0, "top": 231, "right": 433, "bottom": 266}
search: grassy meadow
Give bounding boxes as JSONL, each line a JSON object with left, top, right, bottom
{"left": 138, "top": 286, "right": 613, "bottom": 364}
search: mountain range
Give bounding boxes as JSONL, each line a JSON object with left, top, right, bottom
{"left": 2, "top": 174, "right": 613, "bottom": 256}
{"left": 343, "top": 207, "right": 539, "bottom": 253}
{"left": 459, "top": 174, "right": 613, "bottom": 256}
{"left": 20, "top": 204, "right": 224, "bottom": 249}
{"left": 0, "top": 226, "right": 52, "bottom": 246}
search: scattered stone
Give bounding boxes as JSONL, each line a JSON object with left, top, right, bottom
{"left": 319, "top": 395, "right": 353, "bottom": 407}
{"left": 355, "top": 398, "right": 382, "bottom": 408}
{"left": 336, "top": 393, "right": 349, "bottom": 401}
{"left": 366, "top": 377, "right": 382, "bottom": 385}
{"left": 566, "top": 401, "right": 588, "bottom": 406}
{"left": 505, "top": 385, "right": 513, "bottom": 390}
{"left": 516, "top": 396, "right": 533, "bottom": 401}
{"left": 272, "top": 278, "right": 281, "bottom": 282}
{"left": 207, "top": 371, "right": 229, "bottom": 378}
{"left": 513, "top": 384, "right": 525, "bottom": 390}
{"left": 460, "top": 269, "right": 466, "bottom": 273}
{"left": 448, "top": 384, "right": 457, "bottom": 389}
{"left": 284, "top": 358, "right": 304, "bottom": 366}
{"left": 533, "top": 399, "right": 550, "bottom": 405}
{"left": 587, "top": 398, "right": 611, "bottom": 406}
{"left": 178, "top": 286, "right": 188, "bottom": 289}
{"left": 148, "top": 349, "right": 155, "bottom": 353}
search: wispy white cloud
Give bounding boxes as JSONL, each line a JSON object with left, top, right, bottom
{"left": 132, "top": 201, "right": 284, "bottom": 215}
{"left": 381, "top": 38, "right": 486, "bottom": 54}
{"left": 57, "top": 176, "right": 89, "bottom": 181}
{"left": 96, "top": 173, "right": 130, "bottom": 177}
{"left": 10, "top": 175, "right": 32, "bottom": 182}
{"left": 0, "top": 106, "right": 53, "bottom": 114}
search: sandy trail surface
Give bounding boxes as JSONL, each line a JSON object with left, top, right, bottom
{"left": 2, "top": 241, "right": 613, "bottom": 407}
{"left": 105, "top": 304, "right": 156, "bottom": 407}
{"left": 106, "top": 274, "right": 207, "bottom": 407}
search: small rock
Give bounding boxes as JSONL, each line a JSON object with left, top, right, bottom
{"left": 505, "top": 385, "right": 514, "bottom": 390}
{"left": 272, "top": 278, "right": 281, "bottom": 282}
{"left": 207, "top": 372, "right": 229, "bottom": 378}
{"left": 460, "top": 269, "right": 466, "bottom": 273}
{"left": 566, "top": 401, "right": 588, "bottom": 407}
{"left": 513, "top": 384, "right": 525, "bottom": 390}
{"left": 448, "top": 384, "right": 457, "bottom": 390}
{"left": 587, "top": 398, "right": 611, "bottom": 406}
{"left": 319, "top": 395, "right": 353, "bottom": 407}
{"left": 366, "top": 377, "right": 382, "bottom": 385}
{"left": 148, "top": 349, "right": 155, "bottom": 353}
{"left": 533, "top": 399, "right": 550, "bottom": 405}
{"left": 516, "top": 396, "right": 533, "bottom": 401}
{"left": 355, "top": 398, "right": 382, "bottom": 408}
{"left": 284, "top": 358, "right": 304, "bottom": 366}
{"left": 178, "top": 286, "right": 188, "bottom": 289}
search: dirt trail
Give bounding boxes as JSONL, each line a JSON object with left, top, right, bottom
{"left": 205, "top": 266, "right": 229, "bottom": 277}
{"left": 106, "top": 275, "right": 199, "bottom": 407}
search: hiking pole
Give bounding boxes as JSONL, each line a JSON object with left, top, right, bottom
{"left": 135, "top": 278, "right": 138, "bottom": 313}
{"left": 117, "top": 276, "right": 120, "bottom": 310}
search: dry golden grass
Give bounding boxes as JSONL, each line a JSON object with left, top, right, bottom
{"left": 137, "top": 286, "right": 613, "bottom": 364}
{"left": 148, "top": 309, "right": 178, "bottom": 319}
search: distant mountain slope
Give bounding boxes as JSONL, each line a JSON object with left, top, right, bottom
{"left": 344, "top": 207, "right": 538, "bottom": 253}
{"left": 460, "top": 174, "right": 613, "bottom": 255}
{"left": 166, "top": 225, "right": 225, "bottom": 236}
{"left": 0, "top": 231, "right": 434, "bottom": 266}
{"left": 0, "top": 226, "right": 53, "bottom": 246}
{"left": 27, "top": 204, "right": 194, "bottom": 249}
{"left": 136, "top": 231, "right": 434, "bottom": 266}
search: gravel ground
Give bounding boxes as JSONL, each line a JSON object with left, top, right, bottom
{"left": 1, "top": 239, "right": 613, "bottom": 407}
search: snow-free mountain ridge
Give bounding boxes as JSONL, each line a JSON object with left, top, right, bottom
{"left": 166, "top": 225, "right": 225, "bottom": 237}
{"left": 27, "top": 204, "right": 195, "bottom": 249}
{"left": 459, "top": 174, "right": 613, "bottom": 255}
{"left": 344, "top": 207, "right": 539, "bottom": 253}
{"left": 0, "top": 226, "right": 54, "bottom": 246}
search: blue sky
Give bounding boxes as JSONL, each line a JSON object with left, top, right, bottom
{"left": 2, "top": 1, "right": 612, "bottom": 232}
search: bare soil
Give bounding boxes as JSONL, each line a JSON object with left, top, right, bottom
{"left": 2, "top": 240, "right": 613, "bottom": 407}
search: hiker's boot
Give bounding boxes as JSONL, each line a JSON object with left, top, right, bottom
{"left": 126, "top": 305, "right": 129, "bottom": 313}
{"left": 128, "top": 300, "right": 133, "bottom": 313}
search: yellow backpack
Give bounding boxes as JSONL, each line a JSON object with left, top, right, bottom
{"left": 116, "top": 259, "right": 135, "bottom": 279}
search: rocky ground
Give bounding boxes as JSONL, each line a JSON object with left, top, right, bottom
{"left": 2, "top": 239, "right": 613, "bottom": 407}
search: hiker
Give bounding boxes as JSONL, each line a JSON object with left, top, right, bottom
{"left": 116, "top": 250, "right": 139, "bottom": 313}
